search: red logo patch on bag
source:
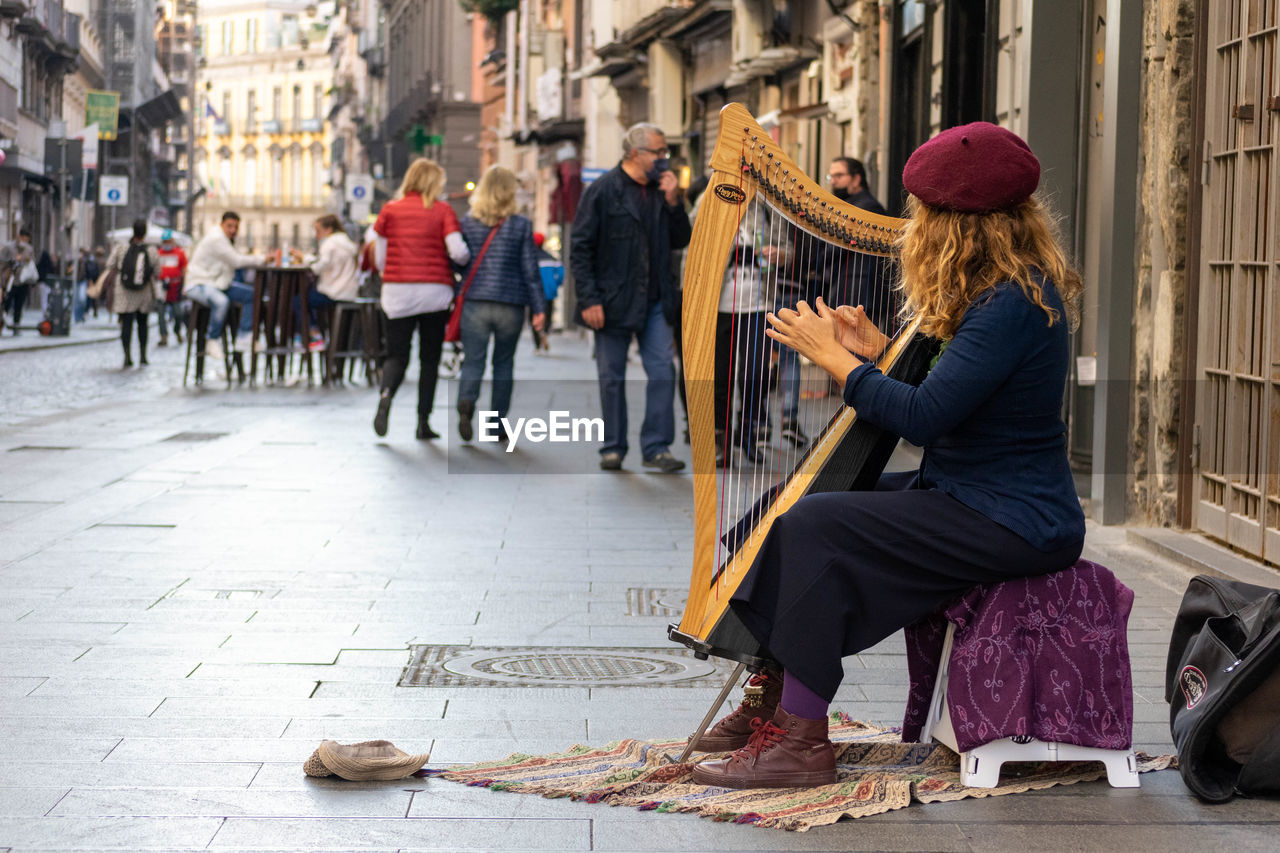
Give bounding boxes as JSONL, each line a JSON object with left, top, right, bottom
{"left": 1180, "top": 665, "right": 1208, "bottom": 709}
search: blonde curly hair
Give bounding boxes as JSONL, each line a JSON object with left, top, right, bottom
{"left": 468, "top": 166, "right": 518, "bottom": 227}
{"left": 897, "top": 195, "right": 1082, "bottom": 340}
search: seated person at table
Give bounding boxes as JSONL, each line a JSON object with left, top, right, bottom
{"left": 688, "top": 122, "right": 1086, "bottom": 790}
{"left": 184, "top": 211, "right": 267, "bottom": 360}
{"left": 289, "top": 214, "right": 359, "bottom": 351}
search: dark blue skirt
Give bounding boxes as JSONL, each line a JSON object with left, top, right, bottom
{"left": 729, "top": 472, "right": 1083, "bottom": 701}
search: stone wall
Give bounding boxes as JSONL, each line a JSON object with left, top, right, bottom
{"left": 1131, "top": 0, "right": 1196, "bottom": 524}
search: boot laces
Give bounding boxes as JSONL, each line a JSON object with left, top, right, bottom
{"left": 736, "top": 717, "right": 787, "bottom": 759}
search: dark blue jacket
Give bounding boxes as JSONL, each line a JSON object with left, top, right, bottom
{"left": 457, "top": 214, "right": 546, "bottom": 313}
{"left": 569, "top": 164, "right": 691, "bottom": 331}
{"left": 843, "top": 278, "right": 1085, "bottom": 552}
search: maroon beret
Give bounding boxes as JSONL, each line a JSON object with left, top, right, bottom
{"left": 902, "top": 122, "right": 1040, "bottom": 213}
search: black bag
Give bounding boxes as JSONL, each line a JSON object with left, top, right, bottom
{"left": 119, "top": 244, "right": 153, "bottom": 291}
{"left": 1166, "top": 574, "right": 1280, "bottom": 802}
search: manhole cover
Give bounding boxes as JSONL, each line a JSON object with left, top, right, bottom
{"left": 400, "top": 645, "right": 733, "bottom": 688}
{"left": 163, "top": 432, "right": 228, "bottom": 442}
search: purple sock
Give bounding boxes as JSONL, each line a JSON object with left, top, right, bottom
{"left": 780, "top": 670, "right": 829, "bottom": 721}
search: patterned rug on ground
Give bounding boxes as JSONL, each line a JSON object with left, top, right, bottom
{"left": 422, "top": 713, "right": 1175, "bottom": 832}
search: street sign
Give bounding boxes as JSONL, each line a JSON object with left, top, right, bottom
{"left": 76, "top": 124, "right": 99, "bottom": 170}
{"left": 43, "top": 138, "right": 84, "bottom": 182}
{"left": 85, "top": 91, "right": 120, "bottom": 141}
{"left": 99, "top": 175, "right": 129, "bottom": 206}
{"left": 345, "top": 173, "right": 373, "bottom": 203}
{"left": 581, "top": 167, "right": 607, "bottom": 184}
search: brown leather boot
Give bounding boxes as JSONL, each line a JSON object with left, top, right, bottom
{"left": 690, "top": 668, "right": 783, "bottom": 752}
{"left": 690, "top": 707, "right": 836, "bottom": 789}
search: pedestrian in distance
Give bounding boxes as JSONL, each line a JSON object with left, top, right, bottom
{"left": 104, "top": 219, "right": 163, "bottom": 368}
{"left": 1, "top": 229, "right": 37, "bottom": 335}
{"left": 184, "top": 211, "right": 267, "bottom": 362}
{"left": 570, "top": 122, "right": 692, "bottom": 473}
{"left": 89, "top": 247, "right": 106, "bottom": 318}
{"left": 530, "top": 232, "right": 561, "bottom": 353}
{"left": 453, "top": 166, "right": 546, "bottom": 443}
{"left": 689, "top": 122, "right": 1085, "bottom": 789}
{"left": 73, "top": 247, "right": 93, "bottom": 324}
{"left": 156, "top": 230, "right": 188, "bottom": 347}
{"left": 371, "top": 157, "right": 470, "bottom": 440}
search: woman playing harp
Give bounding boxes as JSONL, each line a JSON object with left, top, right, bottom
{"left": 689, "top": 122, "right": 1087, "bottom": 789}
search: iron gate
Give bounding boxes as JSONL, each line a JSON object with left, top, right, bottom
{"left": 1195, "top": 0, "right": 1280, "bottom": 564}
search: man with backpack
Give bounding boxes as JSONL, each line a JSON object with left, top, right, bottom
{"left": 104, "top": 219, "right": 162, "bottom": 367}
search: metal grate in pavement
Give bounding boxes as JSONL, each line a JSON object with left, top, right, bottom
{"left": 399, "top": 645, "right": 735, "bottom": 688}
{"left": 163, "top": 432, "right": 228, "bottom": 442}
{"left": 626, "top": 588, "right": 688, "bottom": 617}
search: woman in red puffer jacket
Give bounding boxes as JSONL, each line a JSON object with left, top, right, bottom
{"left": 371, "top": 158, "right": 470, "bottom": 439}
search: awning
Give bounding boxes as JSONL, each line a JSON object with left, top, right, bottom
{"left": 135, "top": 89, "right": 183, "bottom": 128}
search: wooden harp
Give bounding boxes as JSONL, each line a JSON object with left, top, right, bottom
{"left": 669, "top": 104, "right": 938, "bottom": 671}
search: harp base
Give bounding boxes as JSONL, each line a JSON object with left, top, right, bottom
{"left": 667, "top": 624, "right": 775, "bottom": 672}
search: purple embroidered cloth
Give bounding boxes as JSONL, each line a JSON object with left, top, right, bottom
{"left": 901, "top": 559, "right": 1135, "bottom": 753}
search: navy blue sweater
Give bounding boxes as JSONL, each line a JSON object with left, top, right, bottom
{"left": 457, "top": 214, "right": 547, "bottom": 313}
{"left": 843, "top": 279, "right": 1085, "bottom": 552}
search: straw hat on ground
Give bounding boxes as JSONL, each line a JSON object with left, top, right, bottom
{"left": 303, "top": 739, "right": 430, "bottom": 781}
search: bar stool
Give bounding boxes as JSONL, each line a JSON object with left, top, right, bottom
{"left": 326, "top": 297, "right": 383, "bottom": 386}
{"left": 183, "top": 303, "right": 245, "bottom": 387}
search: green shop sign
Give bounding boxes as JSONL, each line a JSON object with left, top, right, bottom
{"left": 85, "top": 91, "right": 120, "bottom": 141}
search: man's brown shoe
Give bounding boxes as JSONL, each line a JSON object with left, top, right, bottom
{"left": 690, "top": 708, "right": 836, "bottom": 789}
{"left": 690, "top": 668, "right": 782, "bottom": 752}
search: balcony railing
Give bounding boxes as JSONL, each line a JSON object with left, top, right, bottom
{"left": 213, "top": 120, "right": 232, "bottom": 136}
{"left": 299, "top": 118, "right": 323, "bottom": 133}
{"left": 261, "top": 119, "right": 282, "bottom": 134}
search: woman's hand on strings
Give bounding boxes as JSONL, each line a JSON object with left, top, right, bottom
{"left": 832, "top": 304, "right": 890, "bottom": 360}
{"left": 766, "top": 297, "right": 863, "bottom": 383}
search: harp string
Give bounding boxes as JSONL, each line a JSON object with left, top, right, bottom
{"left": 709, "top": 148, "right": 903, "bottom": 590}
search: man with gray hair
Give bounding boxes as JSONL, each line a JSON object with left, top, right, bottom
{"left": 571, "top": 122, "right": 692, "bottom": 472}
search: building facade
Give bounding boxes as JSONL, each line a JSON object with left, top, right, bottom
{"left": 193, "top": 0, "right": 336, "bottom": 251}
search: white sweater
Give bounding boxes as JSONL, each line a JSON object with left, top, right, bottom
{"left": 184, "top": 229, "right": 263, "bottom": 293}
{"left": 307, "top": 232, "right": 360, "bottom": 301}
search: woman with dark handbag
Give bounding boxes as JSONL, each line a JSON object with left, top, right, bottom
{"left": 371, "top": 158, "right": 470, "bottom": 439}
{"left": 453, "top": 167, "right": 546, "bottom": 444}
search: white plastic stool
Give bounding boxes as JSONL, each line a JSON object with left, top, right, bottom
{"left": 919, "top": 622, "right": 1140, "bottom": 789}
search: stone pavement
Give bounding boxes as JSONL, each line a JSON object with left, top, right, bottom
{"left": 2, "top": 332, "right": 1280, "bottom": 852}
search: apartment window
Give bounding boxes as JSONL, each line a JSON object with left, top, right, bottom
{"left": 291, "top": 222, "right": 301, "bottom": 249}
{"left": 290, "top": 151, "right": 302, "bottom": 205}
{"left": 218, "top": 154, "right": 232, "bottom": 198}
{"left": 221, "top": 92, "right": 231, "bottom": 124}
{"left": 270, "top": 222, "right": 280, "bottom": 250}
{"left": 246, "top": 90, "right": 256, "bottom": 131}
{"left": 243, "top": 154, "right": 257, "bottom": 200}
{"left": 271, "top": 151, "right": 283, "bottom": 205}
{"left": 221, "top": 20, "right": 233, "bottom": 54}
{"left": 246, "top": 19, "right": 258, "bottom": 53}
{"left": 291, "top": 86, "right": 302, "bottom": 126}
{"left": 272, "top": 87, "right": 282, "bottom": 120}
{"left": 311, "top": 147, "right": 325, "bottom": 202}
{"left": 313, "top": 84, "right": 323, "bottom": 119}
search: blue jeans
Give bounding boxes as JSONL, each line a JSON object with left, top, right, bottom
{"left": 458, "top": 300, "right": 526, "bottom": 419}
{"left": 187, "top": 282, "right": 254, "bottom": 338}
{"left": 594, "top": 301, "right": 676, "bottom": 459}
{"left": 292, "top": 288, "right": 335, "bottom": 334}
{"left": 72, "top": 279, "right": 88, "bottom": 323}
